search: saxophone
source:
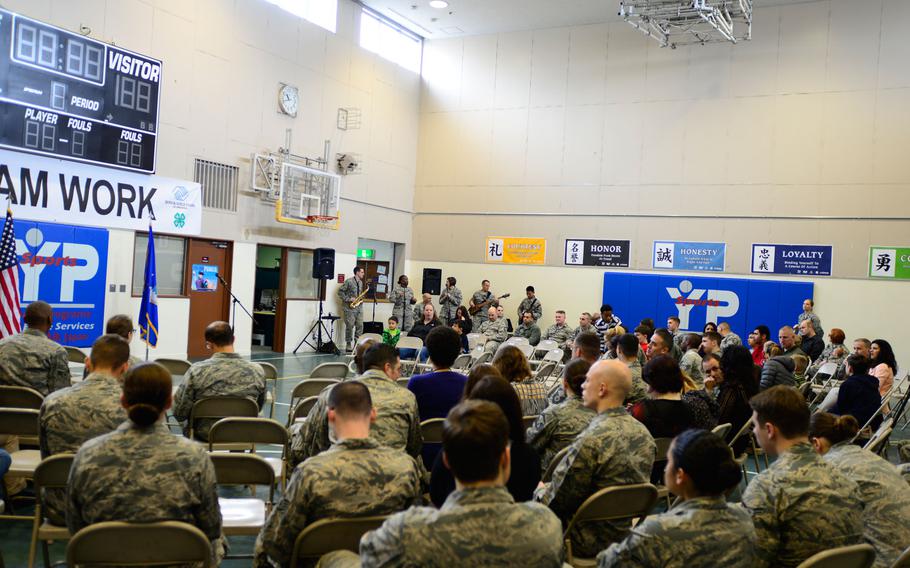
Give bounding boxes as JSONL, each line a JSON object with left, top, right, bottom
{"left": 349, "top": 286, "right": 370, "bottom": 308}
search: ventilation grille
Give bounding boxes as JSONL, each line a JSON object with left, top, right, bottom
{"left": 194, "top": 158, "right": 239, "bottom": 212}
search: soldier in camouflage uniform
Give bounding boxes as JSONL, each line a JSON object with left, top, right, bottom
{"left": 743, "top": 387, "right": 864, "bottom": 568}
{"left": 413, "top": 293, "right": 434, "bottom": 325}
{"left": 797, "top": 298, "right": 823, "bottom": 338}
{"left": 616, "top": 334, "right": 647, "bottom": 405}
{"left": 438, "top": 277, "right": 462, "bottom": 324}
{"left": 478, "top": 307, "right": 509, "bottom": 353}
{"left": 172, "top": 321, "right": 266, "bottom": 440}
{"left": 39, "top": 334, "right": 130, "bottom": 524}
{"left": 536, "top": 360, "right": 655, "bottom": 559}
{"left": 527, "top": 359, "right": 595, "bottom": 474}
{"left": 598, "top": 429, "right": 757, "bottom": 568}
{"left": 66, "top": 362, "right": 224, "bottom": 565}
{"left": 337, "top": 267, "right": 366, "bottom": 351}
{"left": 290, "top": 344, "right": 422, "bottom": 467}
{"left": 717, "top": 322, "right": 742, "bottom": 355}
{"left": 104, "top": 314, "right": 143, "bottom": 368}
{"left": 517, "top": 286, "right": 543, "bottom": 322}
{"left": 542, "top": 311, "right": 574, "bottom": 359}
{"left": 470, "top": 280, "right": 498, "bottom": 330}
{"left": 513, "top": 311, "right": 541, "bottom": 346}
{"left": 810, "top": 412, "right": 910, "bottom": 568}
{"left": 388, "top": 275, "right": 417, "bottom": 332}
{"left": 678, "top": 333, "right": 705, "bottom": 387}
{"left": 254, "top": 382, "right": 423, "bottom": 568}
{"left": 0, "top": 301, "right": 70, "bottom": 396}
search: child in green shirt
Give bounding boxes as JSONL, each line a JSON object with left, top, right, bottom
{"left": 382, "top": 316, "right": 401, "bottom": 347}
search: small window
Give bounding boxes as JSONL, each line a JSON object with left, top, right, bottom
{"left": 132, "top": 233, "right": 187, "bottom": 296}
{"left": 359, "top": 10, "right": 422, "bottom": 73}
{"left": 263, "top": 0, "right": 337, "bottom": 33}
{"left": 284, "top": 249, "right": 319, "bottom": 299}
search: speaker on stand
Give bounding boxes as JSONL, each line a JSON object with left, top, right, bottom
{"left": 422, "top": 268, "right": 442, "bottom": 295}
{"left": 295, "top": 248, "right": 339, "bottom": 354}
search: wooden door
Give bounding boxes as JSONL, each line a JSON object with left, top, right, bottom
{"left": 186, "top": 239, "right": 231, "bottom": 358}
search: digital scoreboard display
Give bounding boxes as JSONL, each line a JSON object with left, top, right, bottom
{"left": 0, "top": 9, "right": 161, "bottom": 173}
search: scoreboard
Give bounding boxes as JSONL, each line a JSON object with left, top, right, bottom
{"left": 0, "top": 9, "right": 161, "bottom": 173}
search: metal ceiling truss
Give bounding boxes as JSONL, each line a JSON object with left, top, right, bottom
{"left": 619, "top": 0, "right": 753, "bottom": 49}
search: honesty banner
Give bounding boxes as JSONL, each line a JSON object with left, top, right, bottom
{"left": 486, "top": 236, "right": 546, "bottom": 265}
{"left": 752, "top": 244, "right": 833, "bottom": 276}
{"left": 565, "top": 239, "right": 631, "bottom": 267}
{"left": 869, "top": 247, "right": 910, "bottom": 279}
{"left": 0, "top": 148, "right": 201, "bottom": 234}
{"left": 653, "top": 241, "right": 726, "bottom": 272}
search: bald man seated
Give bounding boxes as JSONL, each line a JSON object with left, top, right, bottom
{"left": 535, "top": 360, "right": 656, "bottom": 558}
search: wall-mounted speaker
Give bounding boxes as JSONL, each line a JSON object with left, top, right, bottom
{"left": 313, "top": 248, "right": 335, "bottom": 280}
{"left": 422, "top": 268, "right": 442, "bottom": 295}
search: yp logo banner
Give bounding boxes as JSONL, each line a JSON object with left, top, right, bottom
{"left": 14, "top": 221, "right": 108, "bottom": 347}
{"left": 486, "top": 237, "right": 546, "bottom": 265}
{"left": 602, "top": 272, "right": 813, "bottom": 338}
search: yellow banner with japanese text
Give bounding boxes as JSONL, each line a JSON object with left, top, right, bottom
{"left": 486, "top": 236, "right": 547, "bottom": 265}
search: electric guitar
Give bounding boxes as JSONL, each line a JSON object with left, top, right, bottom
{"left": 469, "top": 293, "right": 510, "bottom": 316}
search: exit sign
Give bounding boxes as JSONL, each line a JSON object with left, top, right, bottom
{"left": 357, "top": 248, "right": 375, "bottom": 259}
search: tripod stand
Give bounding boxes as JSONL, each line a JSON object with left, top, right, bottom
{"left": 296, "top": 279, "right": 340, "bottom": 354}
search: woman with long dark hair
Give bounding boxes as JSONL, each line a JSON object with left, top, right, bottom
{"left": 869, "top": 339, "right": 897, "bottom": 397}
{"left": 717, "top": 345, "right": 759, "bottom": 455}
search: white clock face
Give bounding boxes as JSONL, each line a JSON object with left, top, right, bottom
{"left": 279, "top": 85, "right": 298, "bottom": 116}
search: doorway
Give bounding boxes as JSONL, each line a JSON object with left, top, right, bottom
{"left": 185, "top": 239, "right": 231, "bottom": 358}
{"left": 253, "top": 245, "right": 281, "bottom": 353}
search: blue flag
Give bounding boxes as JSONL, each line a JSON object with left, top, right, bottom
{"left": 138, "top": 226, "right": 159, "bottom": 347}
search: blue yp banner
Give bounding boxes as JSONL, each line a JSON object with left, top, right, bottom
{"left": 653, "top": 241, "right": 726, "bottom": 272}
{"left": 602, "top": 272, "right": 813, "bottom": 338}
{"left": 751, "top": 244, "right": 832, "bottom": 276}
{"left": 14, "top": 221, "right": 108, "bottom": 347}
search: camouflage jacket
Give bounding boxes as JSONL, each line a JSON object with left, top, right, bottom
{"left": 625, "top": 359, "right": 648, "bottom": 405}
{"left": 438, "top": 286, "right": 462, "bottom": 322}
{"left": 478, "top": 318, "right": 508, "bottom": 343}
{"left": 0, "top": 328, "right": 70, "bottom": 395}
{"left": 741, "top": 442, "right": 864, "bottom": 568}
{"left": 514, "top": 323, "right": 541, "bottom": 346}
{"left": 597, "top": 495, "right": 758, "bottom": 567}
{"left": 254, "top": 437, "right": 423, "bottom": 568}
{"left": 517, "top": 297, "right": 543, "bottom": 321}
{"left": 720, "top": 332, "right": 742, "bottom": 354}
{"left": 389, "top": 286, "right": 416, "bottom": 327}
{"left": 536, "top": 406, "right": 655, "bottom": 558}
{"left": 542, "top": 323, "right": 574, "bottom": 350}
{"left": 679, "top": 349, "right": 704, "bottom": 387}
{"left": 338, "top": 277, "right": 364, "bottom": 310}
{"left": 527, "top": 395, "right": 595, "bottom": 474}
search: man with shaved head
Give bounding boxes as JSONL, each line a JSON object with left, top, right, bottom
{"left": 0, "top": 300, "right": 70, "bottom": 395}
{"left": 173, "top": 321, "right": 266, "bottom": 440}
{"left": 536, "top": 360, "right": 656, "bottom": 558}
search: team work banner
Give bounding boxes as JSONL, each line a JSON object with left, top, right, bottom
{"left": 869, "top": 247, "right": 910, "bottom": 279}
{"left": 486, "top": 237, "right": 546, "bottom": 265}
{"left": 0, "top": 149, "right": 201, "bottom": 234}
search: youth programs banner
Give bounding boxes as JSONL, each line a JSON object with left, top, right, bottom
{"left": 0, "top": 149, "right": 201, "bottom": 234}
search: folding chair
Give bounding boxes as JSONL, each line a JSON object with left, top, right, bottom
{"left": 28, "top": 454, "right": 74, "bottom": 568}
{"left": 470, "top": 351, "right": 492, "bottom": 369}
{"left": 358, "top": 333, "right": 382, "bottom": 344}
{"left": 289, "top": 379, "right": 339, "bottom": 418}
{"left": 397, "top": 336, "right": 424, "bottom": 375}
{"left": 290, "top": 516, "right": 388, "bottom": 566}
{"left": 533, "top": 340, "right": 559, "bottom": 360}
{"left": 0, "top": 386, "right": 44, "bottom": 410}
{"left": 452, "top": 353, "right": 472, "bottom": 372}
{"left": 794, "top": 543, "right": 875, "bottom": 568}
{"left": 288, "top": 396, "right": 320, "bottom": 426}
{"left": 505, "top": 336, "right": 529, "bottom": 346}
{"left": 534, "top": 361, "right": 557, "bottom": 381}
{"left": 154, "top": 358, "right": 193, "bottom": 376}
{"left": 0, "top": 408, "right": 41, "bottom": 484}
{"left": 652, "top": 437, "right": 674, "bottom": 508}
{"left": 210, "top": 453, "right": 275, "bottom": 537}
{"left": 64, "top": 346, "right": 87, "bottom": 364}
{"left": 563, "top": 484, "right": 658, "bottom": 566}
{"left": 711, "top": 422, "right": 732, "bottom": 440}
{"left": 543, "top": 446, "right": 570, "bottom": 483}
{"left": 862, "top": 418, "right": 893, "bottom": 456}
{"left": 66, "top": 521, "right": 212, "bottom": 567}
{"left": 728, "top": 419, "right": 756, "bottom": 483}
{"left": 396, "top": 377, "right": 411, "bottom": 388}
{"left": 308, "top": 362, "right": 349, "bottom": 379}
{"left": 188, "top": 397, "right": 259, "bottom": 441}
{"left": 420, "top": 418, "right": 445, "bottom": 444}
{"left": 466, "top": 333, "right": 481, "bottom": 351}
{"left": 208, "top": 417, "right": 289, "bottom": 486}
{"left": 258, "top": 362, "right": 279, "bottom": 419}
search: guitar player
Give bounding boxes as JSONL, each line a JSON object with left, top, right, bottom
{"left": 470, "top": 279, "right": 504, "bottom": 330}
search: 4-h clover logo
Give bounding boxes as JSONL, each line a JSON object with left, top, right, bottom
{"left": 173, "top": 213, "right": 186, "bottom": 228}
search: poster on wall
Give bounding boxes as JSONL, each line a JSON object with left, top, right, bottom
{"left": 869, "top": 247, "right": 910, "bottom": 279}
{"left": 12, "top": 220, "right": 108, "bottom": 347}
{"left": 602, "top": 271, "right": 812, "bottom": 338}
{"left": 751, "top": 244, "right": 833, "bottom": 276}
{"left": 0, "top": 149, "right": 202, "bottom": 234}
{"left": 486, "top": 237, "right": 546, "bottom": 265}
{"left": 653, "top": 241, "right": 726, "bottom": 272}
{"left": 565, "top": 239, "right": 631, "bottom": 267}
{"left": 191, "top": 265, "right": 218, "bottom": 291}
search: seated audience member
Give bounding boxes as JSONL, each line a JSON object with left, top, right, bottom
{"left": 678, "top": 333, "right": 704, "bottom": 387}
{"left": 462, "top": 363, "right": 502, "bottom": 398}
{"left": 513, "top": 311, "right": 542, "bottom": 346}
{"left": 547, "top": 332, "right": 602, "bottom": 406}
{"left": 527, "top": 359, "right": 595, "bottom": 474}
{"left": 633, "top": 326, "right": 651, "bottom": 355}
{"left": 536, "top": 360, "right": 655, "bottom": 559}
{"left": 542, "top": 310, "right": 574, "bottom": 359}
{"left": 809, "top": 412, "right": 910, "bottom": 568}
{"left": 412, "top": 292, "right": 434, "bottom": 326}
{"left": 831, "top": 337, "right": 871, "bottom": 383}
{"left": 0, "top": 300, "right": 70, "bottom": 395}
{"left": 254, "top": 382, "right": 423, "bottom": 568}
{"left": 703, "top": 322, "right": 718, "bottom": 335}
{"left": 494, "top": 345, "right": 546, "bottom": 416}
{"left": 742, "top": 386, "right": 864, "bottom": 567}
{"left": 382, "top": 316, "right": 401, "bottom": 347}
{"left": 749, "top": 326, "right": 771, "bottom": 366}
{"left": 700, "top": 331, "right": 722, "bottom": 357}
{"left": 478, "top": 307, "right": 509, "bottom": 354}
{"left": 351, "top": 401, "right": 563, "bottom": 567}
{"left": 66, "top": 363, "right": 224, "bottom": 564}
{"left": 807, "top": 328, "right": 849, "bottom": 377}
{"left": 797, "top": 319, "right": 824, "bottom": 362}
{"left": 598, "top": 429, "right": 757, "bottom": 568}
{"left": 569, "top": 312, "right": 596, "bottom": 350}
{"left": 646, "top": 329, "right": 673, "bottom": 362}
{"left": 778, "top": 326, "right": 806, "bottom": 359}
{"left": 431, "top": 376, "right": 541, "bottom": 506}
{"left": 403, "top": 303, "right": 442, "bottom": 361}
{"left": 869, "top": 339, "right": 897, "bottom": 397}
{"left": 759, "top": 354, "right": 796, "bottom": 391}
{"left": 763, "top": 341, "right": 782, "bottom": 363}
{"left": 639, "top": 318, "right": 655, "bottom": 337}
{"left": 291, "top": 344, "right": 421, "bottom": 467}
{"left": 352, "top": 336, "right": 379, "bottom": 375}
{"left": 496, "top": 305, "right": 513, "bottom": 333}
{"left": 830, "top": 354, "right": 882, "bottom": 430}
{"left": 681, "top": 374, "right": 718, "bottom": 431}
{"left": 717, "top": 322, "right": 742, "bottom": 354}
{"left": 617, "top": 333, "right": 647, "bottom": 405}
{"left": 594, "top": 305, "right": 623, "bottom": 353}
{"left": 791, "top": 353, "right": 810, "bottom": 384}
{"left": 173, "top": 321, "right": 266, "bottom": 440}
{"left": 713, "top": 348, "right": 758, "bottom": 454}
{"left": 632, "top": 356, "right": 695, "bottom": 439}
{"left": 38, "top": 334, "right": 130, "bottom": 523}
{"left": 452, "top": 305, "right": 473, "bottom": 353}
{"left": 104, "top": 314, "right": 143, "bottom": 367}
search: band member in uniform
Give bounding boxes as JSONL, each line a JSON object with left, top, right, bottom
{"left": 389, "top": 275, "right": 417, "bottom": 331}
{"left": 517, "top": 286, "right": 543, "bottom": 322}
{"left": 337, "top": 267, "right": 366, "bottom": 352}
{"left": 439, "top": 277, "right": 462, "bottom": 324}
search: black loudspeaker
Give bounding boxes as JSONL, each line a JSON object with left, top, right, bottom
{"left": 363, "top": 321, "right": 384, "bottom": 335}
{"left": 313, "top": 248, "right": 335, "bottom": 279}
{"left": 422, "top": 268, "right": 442, "bottom": 295}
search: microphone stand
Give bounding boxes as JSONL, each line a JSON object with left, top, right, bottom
{"left": 370, "top": 278, "right": 378, "bottom": 322}
{"left": 217, "top": 273, "right": 256, "bottom": 333}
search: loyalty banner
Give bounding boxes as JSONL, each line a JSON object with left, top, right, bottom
{"left": 653, "top": 241, "right": 726, "bottom": 272}
{"left": 564, "top": 239, "right": 631, "bottom": 267}
{"left": 0, "top": 148, "right": 201, "bottom": 234}
{"left": 752, "top": 244, "right": 833, "bottom": 276}
{"left": 869, "top": 247, "right": 910, "bottom": 279}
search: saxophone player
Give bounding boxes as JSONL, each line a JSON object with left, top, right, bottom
{"left": 337, "top": 266, "right": 366, "bottom": 352}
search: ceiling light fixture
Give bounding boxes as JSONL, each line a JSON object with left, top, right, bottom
{"left": 429, "top": 0, "right": 448, "bottom": 8}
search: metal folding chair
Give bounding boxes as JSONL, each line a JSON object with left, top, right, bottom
{"left": 66, "top": 521, "right": 212, "bottom": 567}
